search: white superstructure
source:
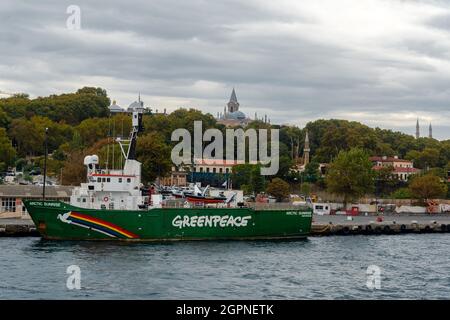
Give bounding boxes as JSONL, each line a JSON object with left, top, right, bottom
{"left": 70, "top": 107, "right": 149, "bottom": 210}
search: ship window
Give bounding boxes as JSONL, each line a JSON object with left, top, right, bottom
{"left": 119, "top": 178, "right": 122, "bottom": 183}
{"left": 127, "top": 178, "right": 131, "bottom": 183}
{"left": 88, "top": 185, "right": 94, "bottom": 190}
{"left": 102, "top": 178, "right": 106, "bottom": 182}
{"left": 82, "top": 198, "right": 86, "bottom": 203}
{"left": 107, "top": 178, "right": 110, "bottom": 183}
{"left": 109, "top": 202, "right": 114, "bottom": 209}
{"left": 97, "top": 177, "right": 101, "bottom": 182}
{"left": 77, "top": 198, "right": 81, "bottom": 202}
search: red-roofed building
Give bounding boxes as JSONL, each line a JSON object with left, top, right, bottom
{"left": 370, "top": 156, "right": 420, "bottom": 181}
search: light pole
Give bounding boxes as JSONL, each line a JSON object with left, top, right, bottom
{"left": 42, "top": 127, "right": 48, "bottom": 200}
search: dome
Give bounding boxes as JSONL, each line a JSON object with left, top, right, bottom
{"left": 109, "top": 100, "right": 124, "bottom": 113}
{"left": 227, "top": 111, "right": 246, "bottom": 120}
{"left": 127, "top": 100, "right": 143, "bottom": 112}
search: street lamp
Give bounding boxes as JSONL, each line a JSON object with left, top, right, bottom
{"left": 42, "top": 127, "right": 49, "bottom": 200}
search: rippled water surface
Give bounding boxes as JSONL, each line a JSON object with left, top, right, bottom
{"left": 1, "top": 235, "right": 449, "bottom": 299}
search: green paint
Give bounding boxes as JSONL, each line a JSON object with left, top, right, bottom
{"left": 23, "top": 200, "right": 312, "bottom": 241}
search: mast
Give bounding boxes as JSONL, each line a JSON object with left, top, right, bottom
{"left": 117, "top": 97, "right": 144, "bottom": 162}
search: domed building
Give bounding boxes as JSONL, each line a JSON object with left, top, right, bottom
{"left": 108, "top": 100, "right": 125, "bottom": 113}
{"left": 127, "top": 94, "right": 144, "bottom": 113}
{"left": 217, "top": 89, "right": 251, "bottom": 127}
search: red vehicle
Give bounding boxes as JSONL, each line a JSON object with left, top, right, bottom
{"left": 346, "top": 206, "right": 359, "bottom": 216}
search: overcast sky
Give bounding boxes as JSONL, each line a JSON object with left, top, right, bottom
{"left": 1, "top": 0, "right": 449, "bottom": 140}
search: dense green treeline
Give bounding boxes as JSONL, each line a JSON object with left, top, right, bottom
{"left": 0, "top": 88, "right": 449, "bottom": 200}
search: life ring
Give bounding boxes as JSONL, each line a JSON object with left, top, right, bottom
{"left": 103, "top": 196, "right": 109, "bottom": 202}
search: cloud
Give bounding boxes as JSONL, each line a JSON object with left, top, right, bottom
{"left": 0, "top": 0, "right": 449, "bottom": 139}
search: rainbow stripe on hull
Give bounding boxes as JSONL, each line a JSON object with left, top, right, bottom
{"left": 63, "top": 212, "right": 139, "bottom": 239}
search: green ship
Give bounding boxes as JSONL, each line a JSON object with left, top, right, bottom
{"left": 24, "top": 103, "right": 312, "bottom": 241}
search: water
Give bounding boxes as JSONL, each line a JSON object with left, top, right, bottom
{"left": 1, "top": 234, "right": 449, "bottom": 299}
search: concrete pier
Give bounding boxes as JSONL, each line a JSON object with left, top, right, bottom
{"left": 1, "top": 214, "right": 450, "bottom": 237}
{"left": 311, "top": 214, "right": 450, "bottom": 236}
{"left": 0, "top": 219, "right": 38, "bottom": 237}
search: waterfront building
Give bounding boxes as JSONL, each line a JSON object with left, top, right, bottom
{"left": 162, "top": 158, "right": 257, "bottom": 188}
{"left": 160, "top": 167, "right": 188, "bottom": 187}
{"left": 370, "top": 156, "right": 420, "bottom": 181}
{"left": 0, "top": 185, "right": 73, "bottom": 219}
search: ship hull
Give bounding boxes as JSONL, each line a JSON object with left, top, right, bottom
{"left": 23, "top": 200, "right": 312, "bottom": 241}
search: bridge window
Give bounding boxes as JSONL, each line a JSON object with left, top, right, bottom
{"left": 127, "top": 178, "right": 131, "bottom": 183}
{"left": 119, "top": 178, "right": 122, "bottom": 183}
{"left": 107, "top": 178, "right": 110, "bottom": 183}
{"left": 97, "top": 177, "right": 101, "bottom": 182}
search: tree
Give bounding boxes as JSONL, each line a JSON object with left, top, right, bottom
{"left": 406, "top": 148, "right": 440, "bottom": 169}
{"left": 61, "top": 150, "right": 86, "bottom": 185}
{"left": 0, "top": 128, "right": 16, "bottom": 171}
{"left": 304, "top": 161, "right": 320, "bottom": 182}
{"left": 231, "top": 164, "right": 265, "bottom": 194}
{"left": 390, "top": 187, "right": 413, "bottom": 199}
{"left": 8, "top": 116, "right": 73, "bottom": 156}
{"left": 137, "top": 132, "right": 172, "bottom": 183}
{"left": 375, "top": 165, "right": 402, "bottom": 197}
{"left": 251, "top": 165, "right": 265, "bottom": 194}
{"left": 231, "top": 164, "right": 254, "bottom": 189}
{"left": 325, "top": 148, "right": 375, "bottom": 204}
{"left": 266, "top": 178, "right": 290, "bottom": 202}
{"left": 409, "top": 174, "right": 448, "bottom": 201}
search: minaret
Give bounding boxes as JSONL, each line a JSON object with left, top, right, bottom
{"left": 303, "top": 131, "right": 310, "bottom": 166}
{"left": 429, "top": 123, "right": 433, "bottom": 139}
{"left": 416, "top": 118, "right": 420, "bottom": 139}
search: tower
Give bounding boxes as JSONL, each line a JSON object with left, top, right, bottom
{"left": 227, "top": 88, "right": 239, "bottom": 113}
{"left": 416, "top": 118, "right": 420, "bottom": 139}
{"left": 429, "top": 123, "right": 433, "bottom": 139}
{"left": 303, "top": 131, "right": 310, "bottom": 166}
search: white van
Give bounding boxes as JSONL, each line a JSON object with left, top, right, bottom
{"left": 313, "top": 203, "right": 331, "bottom": 215}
